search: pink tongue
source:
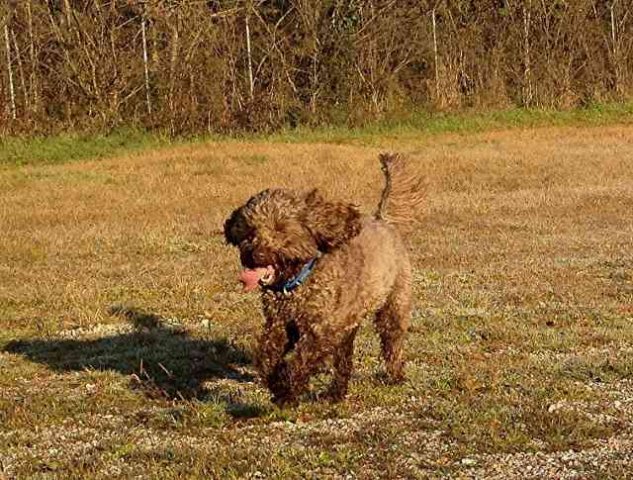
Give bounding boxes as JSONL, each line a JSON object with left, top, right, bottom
{"left": 238, "top": 267, "right": 272, "bottom": 292}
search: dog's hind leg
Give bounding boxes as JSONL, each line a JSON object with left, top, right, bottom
{"left": 374, "top": 269, "right": 411, "bottom": 384}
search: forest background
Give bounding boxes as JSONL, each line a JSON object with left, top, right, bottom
{"left": 1, "top": 0, "right": 632, "bottom": 136}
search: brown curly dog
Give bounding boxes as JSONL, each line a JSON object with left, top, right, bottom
{"left": 224, "top": 153, "right": 423, "bottom": 406}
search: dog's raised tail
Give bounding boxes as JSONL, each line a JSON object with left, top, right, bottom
{"left": 375, "top": 153, "right": 424, "bottom": 234}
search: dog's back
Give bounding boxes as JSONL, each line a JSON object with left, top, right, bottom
{"left": 295, "top": 153, "right": 422, "bottom": 318}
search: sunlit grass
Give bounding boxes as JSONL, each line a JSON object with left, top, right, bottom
{"left": 1, "top": 123, "right": 632, "bottom": 477}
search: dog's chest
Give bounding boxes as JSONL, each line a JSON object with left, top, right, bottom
{"left": 260, "top": 289, "right": 323, "bottom": 331}
{"left": 261, "top": 291, "right": 300, "bottom": 319}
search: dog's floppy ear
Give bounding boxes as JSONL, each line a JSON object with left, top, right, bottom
{"left": 223, "top": 207, "right": 250, "bottom": 246}
{"left": 303, "top": 189, "right": 362, "bottom": 252}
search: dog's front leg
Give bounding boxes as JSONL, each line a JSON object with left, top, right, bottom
{"left": 255, "top": 317, "right": 289, "bottom": 384}
{"left": 268, "top": 331, "right": 333, "bottom": 407}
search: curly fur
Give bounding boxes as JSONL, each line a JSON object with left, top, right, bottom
{"left": 224, "top": 153, "right": 423, "bottom": 406}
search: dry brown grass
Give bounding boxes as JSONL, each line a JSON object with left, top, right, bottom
{"left": 1, "top": 125, "right": 632, "bottom": 478}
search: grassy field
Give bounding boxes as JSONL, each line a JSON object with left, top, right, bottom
{"left": 1, "top": 122, "right": 632, "bottom": 478}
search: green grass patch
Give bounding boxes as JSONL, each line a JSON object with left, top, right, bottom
{"left": 2, "top": 103, "right": 632, "bottom": 167}
{"left": 266, "top": 102, "right": 633, "bottom": 144}
{"left": 0, "top": 128, "right": 172, "bottom": 167}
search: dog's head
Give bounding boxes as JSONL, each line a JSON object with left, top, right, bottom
{"left": 224, "top": 188, "right": 361, "bottom": 289}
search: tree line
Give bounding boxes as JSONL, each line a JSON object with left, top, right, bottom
{"left": 1, "top": 0, "right": 632, "bottom": 135}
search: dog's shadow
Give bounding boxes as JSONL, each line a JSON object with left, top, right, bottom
{"left": 3, "top": 306, "right": 261, "bottom": 412}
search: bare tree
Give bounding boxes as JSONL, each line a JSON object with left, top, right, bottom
{"left": 4, "top": 24, "right": 16, "bottom": 119}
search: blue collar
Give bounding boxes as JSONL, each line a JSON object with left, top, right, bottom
{"left": 268, "top": 255, "right": 320, "bottom": 295}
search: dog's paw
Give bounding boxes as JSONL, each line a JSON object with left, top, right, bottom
{"left": 271, "top": 393, "right": 298, "bottom": 409}
{"left": 321, "top": 390, "right": 347, "bottom": 404}
{"left": 375, "top": 371, "right": 406, "bottom": 386}
{"left": 320, "top": 382, "right": 349, "bottom": 403}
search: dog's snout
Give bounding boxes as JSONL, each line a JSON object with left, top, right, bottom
{"left": 240, "top": 248, "right": 256, "bottom": 268}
